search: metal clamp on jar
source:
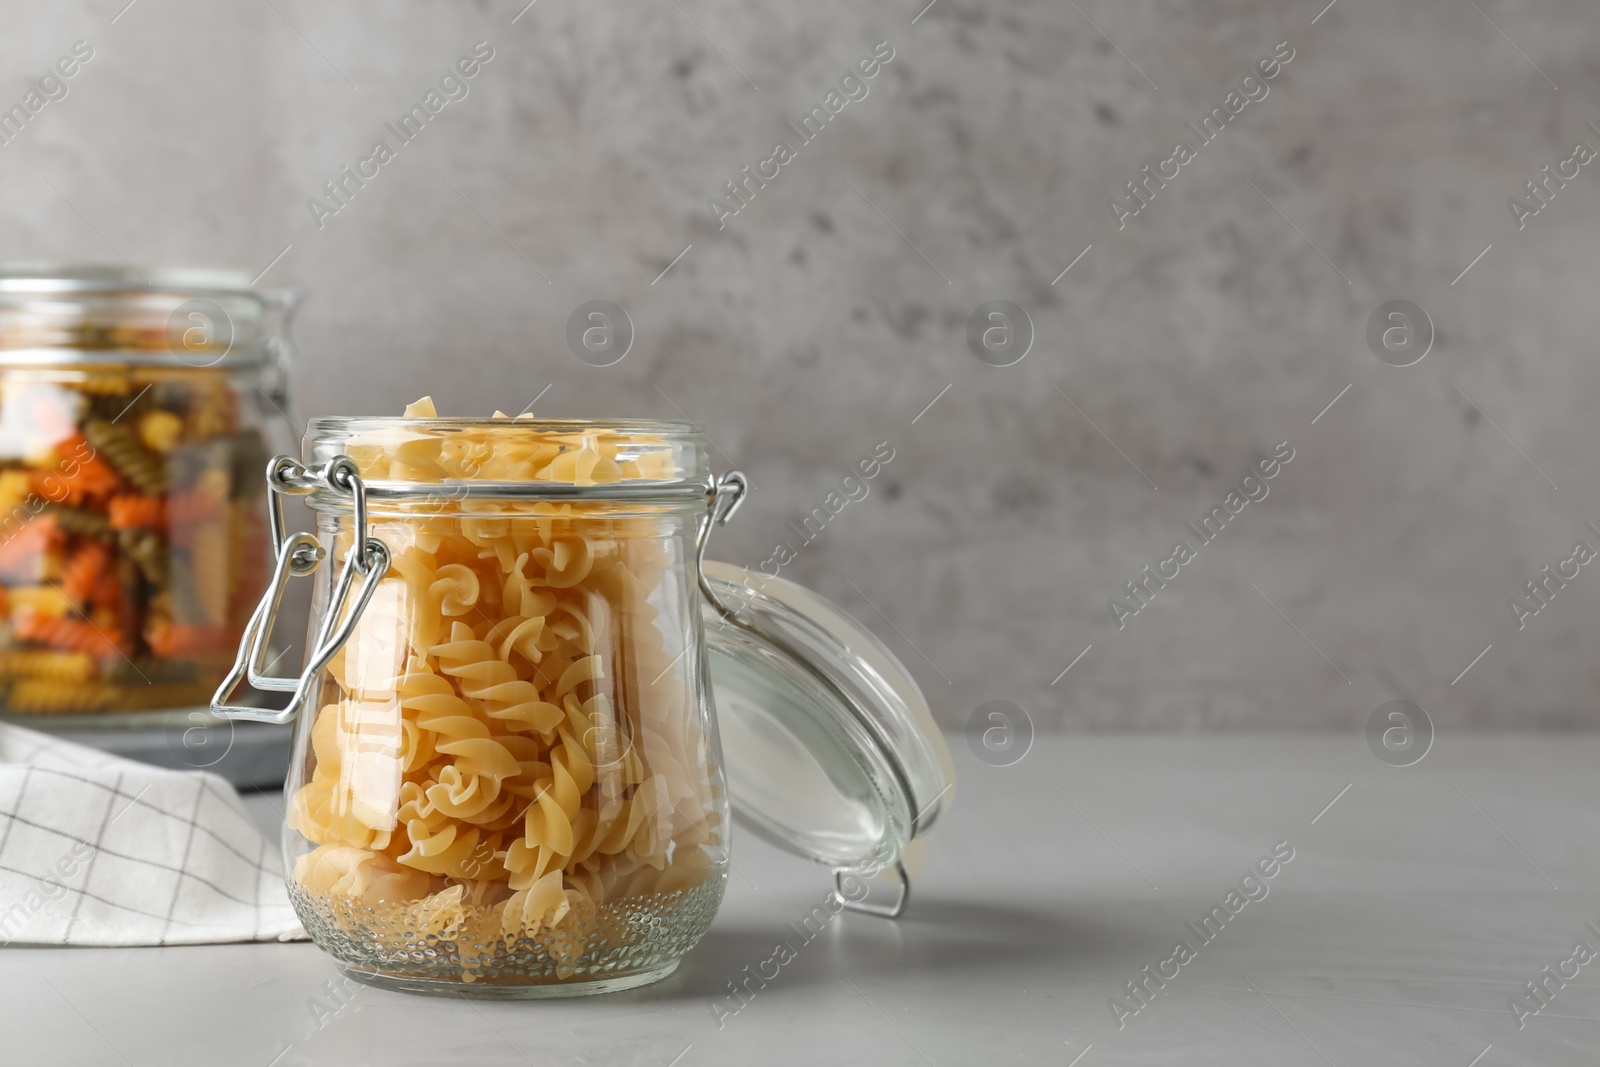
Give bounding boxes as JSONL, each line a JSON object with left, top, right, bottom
{"left": 213, "top": 414, "right": 952, "bottom": 996}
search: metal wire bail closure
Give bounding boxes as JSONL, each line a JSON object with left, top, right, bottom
{"left": 209, "top": 455, "right": 390, "bottom": 725}
{"left": 834, "top": 862, "right": 911, "bottom": 919}
{"left": 697, "top": 469, "right": 750, "bottom": 620}
{"left": 213, "top": 458, "right": 743, "bottom": 727}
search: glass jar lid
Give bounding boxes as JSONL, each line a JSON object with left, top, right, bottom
{"left": 700, "top": 560, "right": 954, "bottom": 877}
{"left": 0, "top": 263, "right": 293, "bottom": 368}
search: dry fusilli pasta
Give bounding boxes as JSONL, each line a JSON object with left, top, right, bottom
{"left": 287, "top": 400, "right": 724, "bottom": 986}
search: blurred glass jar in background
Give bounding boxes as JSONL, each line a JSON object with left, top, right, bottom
{"left": 0, "top": 266, "right": 297, "bottom": 726}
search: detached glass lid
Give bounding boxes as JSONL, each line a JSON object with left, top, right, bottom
{"left": 699, "top": 557, "right": 954, "bottom": 904}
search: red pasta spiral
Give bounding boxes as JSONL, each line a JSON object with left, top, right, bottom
{"left": 108, "top": 494, "right": 167, "bottom": 530}
{"left": 33, "top": 436, "right": 120, "bottom": 505}
{"left": 60, "top": 542, "right": 111, "bottom": 604}
{"left": 14, "top": 608, "right": 123, "bottom": 657}
{"left": 145, "top": 622, "right": 240, "bottom": 659}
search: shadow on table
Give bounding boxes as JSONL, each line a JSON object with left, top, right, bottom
{"left": 613, "top": 896, "right": 1148, "bottom": 1005}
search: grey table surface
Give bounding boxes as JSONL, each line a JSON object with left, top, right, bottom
{"left": 3, "top": 733, "right": 1597, "bottom": 1067}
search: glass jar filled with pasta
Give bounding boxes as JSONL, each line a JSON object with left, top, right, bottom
{"left": 0, "top": 266, "right": 296, "bottom": 729}
{"left": 214, "top": 399, "right": 953, "bottom": 997}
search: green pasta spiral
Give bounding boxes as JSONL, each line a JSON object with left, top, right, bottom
{"left": 84, "top": 419, "right": 168, "bottom": 495}
{"left": 118, "top": 527, "right": 169, "bottom": 586}
{"left": 104, "top": 657, "right": 197, "bottom": 685}
{"left": 48, "top": 503, "right": 113, "bottom": 541}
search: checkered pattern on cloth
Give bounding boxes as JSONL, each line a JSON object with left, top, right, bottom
{"left": 0, "top": 722, "right": 305, "bottom": 945}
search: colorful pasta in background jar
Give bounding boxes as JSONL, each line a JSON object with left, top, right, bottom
{"left": 214, "top": 399, "right": 953, "bottom": 997}
{"left": 0, "top": 266, "right": 297, "bottom": 720}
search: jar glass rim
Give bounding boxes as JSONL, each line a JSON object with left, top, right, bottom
{"left": 0, "top": 263, "right": 267, "bottom": 299}
{"left": 0, "top": 265, "right": 297, "bottom": 369}
{"left": 306, "top": 415, "right": 701, "bottom": 435}
{"left": 303, "top": 415, "right": 712, "bottom": 500}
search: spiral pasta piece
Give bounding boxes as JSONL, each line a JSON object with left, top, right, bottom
{"left": 0, "top": 649, "right": 96, "bottom": 683}
{"left": 60, "top": 541, "right": 111, "bottom": 604}
{"left": 118, "top": 527, "right": 168, "bottom": 585}
{"left": 431, "top": 563, "right": 480, "bottom": 616}
{"left": 14, "top": 610, "right": 123, "bottom": 657}
{"left": 83, "top": 420, "right": 169, "bottom": 495}
{"left": 145, "top": 622, "right": 236, "bottom": 658}
{"left": 6, "top": 586, "right": 72, "bottom": 618}
{"left": 137, "top": 410, "right": 183, "bottom": 453}
{"left": 434, "top": 622, "right": 565, "bottom": 737}
{"left": 48, "top": 503, "right": 113, "bottom": 542}
{"left": 33, "top": 439, "right": 118, "bottom": 504}
{"left": 108, "top": 494, "right": 166, "bottom": 530}
{"left": 6, "top": 679, "right": 113, "bottom": 713}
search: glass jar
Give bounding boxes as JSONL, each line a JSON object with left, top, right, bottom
{"left": 0, "top": 266, "right": 297, "bottom": 725}
{"left": 214, "top": 412, "right": 952, "bottom": 997}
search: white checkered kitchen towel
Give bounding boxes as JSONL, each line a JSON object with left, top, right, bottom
{"left": 0, "top": 722, "right": 304, "bottom": 945}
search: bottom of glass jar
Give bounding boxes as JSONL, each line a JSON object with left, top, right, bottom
{"left": 337, "top": 959, "right": 680, "bottom": 999}
{"left": 289, "top": 875, "right": 724, "bottom": 994}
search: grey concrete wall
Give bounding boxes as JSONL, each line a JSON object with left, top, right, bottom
{"left": 3, "top": 0, "right": 1598, "bottom": 731}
